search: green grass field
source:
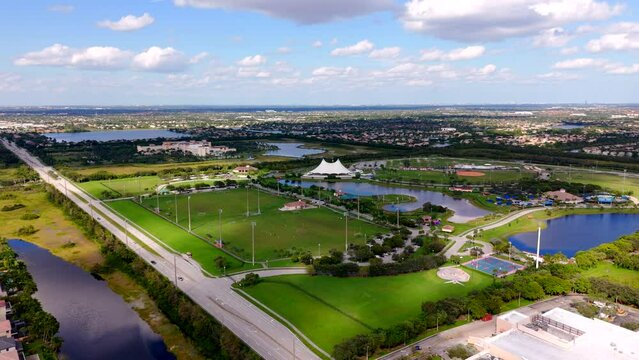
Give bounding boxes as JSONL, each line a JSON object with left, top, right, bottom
{"left": 79, "top": 175, "right": 163, "bottom": 198}
{"left": 552, "top": 169, "right": 639, "bottom": 195}
{"left": 106, "top": 199, "right": 257, "bottom": 275}
{"left": 376, "top": 168, "right": 533, "bottom": 185}
{"left": 242, "top": 269, "right": 492, "bottom": 352}
{"left": 581, "top": 262, "right": 639, "bottom": 289}
{"left": 136, "top": 188, "right": 387, "bottom": 261}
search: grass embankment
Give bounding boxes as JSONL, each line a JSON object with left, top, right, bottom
{"left": 477, "top": 207, "right": 639, "bottom": 242}
{"left": 106, "top": 199, "right": 256, "bottom": 275}
{"left": 581, "top": 262, "right": 639, "bottom": 289}
{"left": 134, "top": 188, "right": 386, "bottom": 261}
{"left": 242, "top": 268, "right": 492, "bottom": 352}
{"left": 0, "top": 183, "right": 203, "bottom": 360}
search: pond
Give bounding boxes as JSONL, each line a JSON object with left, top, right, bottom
{"left": 9, "top": 240, "right": 175, "bottom": 360}
{"left": 508, "top": 213, "right": 639, "bottom": 257}
{"left": 281, "top": 180, "right": 491, "bottom": 223}
{"left": 44, "top": 129, "right": 189, "bottom": 143}
{"left": 264, "top": 142, "right": 325, "bottom": 158}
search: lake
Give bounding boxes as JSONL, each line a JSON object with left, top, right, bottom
{"left": 508, "top": 213, "right": 639, "bottom": 257}
{"left": 44, "top": 129, "right": 189, "bottom": 143}
{"left": 9, "top": 240, "right": 175, "bottom": 360}
{"left": 264, "top": 142, "right": 325, "bottom": 158}
{"left": 281, "top": 180, "right": 491, "bottom": 223}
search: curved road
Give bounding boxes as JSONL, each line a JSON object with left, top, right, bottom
{"left": 1, "top": 140, "right": 322, "bottom": 360}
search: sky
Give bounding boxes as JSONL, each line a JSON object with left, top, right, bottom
{"left": 0, "top": 0, "right": 638, "bottom": 106}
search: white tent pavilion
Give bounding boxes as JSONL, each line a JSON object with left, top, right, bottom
{"left": 303, "top": 159, "right": 355, "bottom": 179}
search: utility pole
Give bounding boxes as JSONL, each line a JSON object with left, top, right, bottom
{"left": 218, "top": 209, "right": 223, "bottom": 246}
{"left": 251, "top": 222, "right": 256, "bottom": 265}
{"left": 187, "top": 196, "right": 192, "bottom": 232}
{"left": 344, "top": 211, "right": 348, "bottom": 252}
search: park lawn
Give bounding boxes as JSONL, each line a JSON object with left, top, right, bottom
{"left": 78, "top": 175, "right": 164, "bottom": 198}
{"left": 242, "top": 269, "right": 493, "bottom": 352}
{"left": 581, "top": 262, "right": 639, "bottom": 289}
{"left": 106, "top": 199, "right": 257, "bottom": 275}
{"left": 552, "top": 169, "right": 639, "bottom": 196}
{"left": 140, "top": 188, "right": 387, "bottom": 261}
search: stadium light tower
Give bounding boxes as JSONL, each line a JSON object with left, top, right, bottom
{"left": 187, "top": 196, "right": 192, "bottom": 232}
{"left": 246, "top": 186, "right": 250, "bottom": 217}
{"left": 218, "top": 209, "right": 223, "bottom": 245}
{"left": 536, "top": 223, "right": 542, "bottom": 269}
{"left": 251, "top": 221, "right": 257, "bottom": 265}
{"left": 344, "top": 211, "right": 349, "bottom": 252}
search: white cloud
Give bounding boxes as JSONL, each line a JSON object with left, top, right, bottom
{"left": 98, "top": 13, "right": 155, "bottom": 32}
{"left": 420, "top": 46, "right": 485, "bottom": 61}
{"left": 312, "top": 40, "right": 323, "bottom": 48}
{"left": 369, "top": 47, "right": 401, "bottom": 59}
{"left": 561, "top": 46, "right": 580, "bottom": 55}
{"left": 312, "top": 66, "right": 358, "bottom": 77}
{"left": 402, "top": 0, "right": 623, "bottom": 41}
{"left": 553, "top": 57, "right": 606, "bottom": 69}
{"left": 537, "top": 71, "right": 582, "bottom": 80}
{"left": 0, "top": 73, "right": 22, "bottom": 92}
{"left": 173, "top": 0, "right": 394, "bottom": 24}
{"left": 277, "top": 47, "right": 292, "bottom": 54}
{"left": 48, "top": 4, "right": 74, "bottom": 13}
{"left": 331, "top": 40, "right": 374, "bottom": 56}
{"left": 603, "top": 63, "right": 639, "bottom": 74}
{"left": 237, "top": 55, "right": 267, "bottom": 66}
{"left": 14, "top": 44, "right": 132, "bottom": 70}
{"left": 132, "top": 47, "right": 188, "bottom": 72}
{"left": 533, "top": 27, "right": 573, "bottom": 47}
{"left": 587, "top": 31, "right": 639, "bottom": 52}
{"left": 189, "top": 52, "right": 209, "bottom": 64}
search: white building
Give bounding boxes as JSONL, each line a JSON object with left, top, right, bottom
{"left": 137, "top": 141, "right": 236, "bottom": 157}
{"left": 468, "top": 307, "right": 639, "bottom": 360}
{"left": 303, "top": 159, "right": 355, "bottom": 179}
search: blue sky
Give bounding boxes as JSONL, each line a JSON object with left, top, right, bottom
{"left": 0, "top": 0, "right": 638, "bottom": 105}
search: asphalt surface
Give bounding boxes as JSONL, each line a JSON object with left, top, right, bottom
{"left": 2, "top": 139, "right": 322, "bottom": 360}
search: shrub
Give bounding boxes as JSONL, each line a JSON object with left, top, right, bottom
{"left": 16, "top": 225, "right": 38, "bottom": 236}
{"left": 1, "top": 203, "right": 25, "bottom": 211}
{"left": 447, "top": 344, "right": 476, "bottom": 359}
{"left": 20, "top": 213, "right": 40, "bottom": 220}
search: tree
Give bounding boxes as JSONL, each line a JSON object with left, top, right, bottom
{"left": 214, "top": 256, "right": 227, "bottom": 270}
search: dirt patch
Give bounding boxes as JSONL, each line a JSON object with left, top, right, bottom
{"left": 437, "top": 266, "right": 471, "bottom": 283}
{"left": 457, "top": 170, "right": 485, "bottom": 177}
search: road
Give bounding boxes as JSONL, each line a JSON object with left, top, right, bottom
{"left": 444, "top": 207, "right": 548, "bottom": 258}
{"left": 1, "top": 140, "right": 323, "bottom": 360}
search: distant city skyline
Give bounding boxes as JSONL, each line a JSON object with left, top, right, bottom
{"left": 1, "top": 0, "right": 638, "bottom": 105}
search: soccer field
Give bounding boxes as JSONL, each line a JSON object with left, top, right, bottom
{"left": 135, "top": 188, "right": 387, "bottom": 261}
{"left": 79, "top": 176, "right": 164, "bottom": 198}
{"left": 242, "top": 269, "right": 492, "bottom": 352}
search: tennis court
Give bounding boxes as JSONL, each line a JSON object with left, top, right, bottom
{"left": 463, "top": 256, "right": 524, "bottom": 277}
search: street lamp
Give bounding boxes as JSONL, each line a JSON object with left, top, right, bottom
{"left": 536, "top": 223, "right": 542, "bottom": 269}
{"left": 318, "top": 243, "right": 321, "bottom": 257}
{"left": 251, "top": 222, "right": 257, "bottom": 265}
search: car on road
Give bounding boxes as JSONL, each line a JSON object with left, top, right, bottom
{"left": 150, "top": 260, "right": 156, "bottom": 265}
{"left": 178, "top": 276, "right": 184, "bottom": 281}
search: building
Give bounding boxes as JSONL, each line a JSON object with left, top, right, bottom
{"left": 468, "top": 307, "right": 639, "bottom": 360}
{"left": 137, "top": 141, "right": 236, "bottom": 157}
{"left": 0, "top": 301, "right": 8, "bottom": 322}
{"left": 442, "top": 225, "right": 455, "bottom": 233}
{"left": 280, "top": 200, "right": 310, "bottom": 211}
{"left": 233, "top": 165, "right": 258, "bottom": 175}
{"left": 0, "top": 321, "right": 10, "bottom": 338}
{"left": 544, "top": 189, "right": 584, "bottom": 204}
{"left": 303, "top": 159, "right": 354, "bottom": 179}
{"left": 0, "top": 337, "right": 18, "bottom": 360}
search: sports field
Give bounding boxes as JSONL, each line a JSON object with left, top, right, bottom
{"left": 133, "top": 188, "right": 387, "bottom": 261}
{"left": 552, "top": 169, "right": 639, "bottom": 195}
{"left": 106, "top": 199, "right": 255, "bottom": 275}
{"left": 79, "top": 175, "right": 164, "bottom": 198}
{"left": 242, "top": 269, "right": 492, "bottom": 352}
{"left": 376, "top": 168, "right": 532, "bottom": 184}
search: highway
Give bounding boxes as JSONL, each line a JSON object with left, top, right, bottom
{"left": 1, "top": 139, "right": 323, "bottom": 360}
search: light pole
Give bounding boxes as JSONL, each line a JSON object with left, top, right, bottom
{"left": 251, "top": 221, "right": 256, "bottom": 265}
{"left": 174, "top": 255, "right": 178, "bottom": 286}
{"left": 174, "top": 193, "right": 178, "bottom": 224}
{"left": 218, "top": 209, "right": 223, "bottom": 246}
{"left": 318, "top": 243, "right": 321, "bottom": 257}
{"left": 156, "top": 192, "right": 160, "bottom": 213}
{"left": 509, "top": 241, "right": 512, "bottom": 262}
{"left": 257, "top": 187, "right": 261, "bottom": 215}
{"left": 344, "top": 211, "right": 348, "bottom": 252}
{"left": 187, "top": 196, "right": 192, "bottom": 232}
{"left": 536, "top": 224, "right": 542, "bottom": 269}
{"left": 246, "top": 186, "right": 250, "bottom": 217}
{"left": 124, "top": 219, "right": 129, "bottom": 246}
